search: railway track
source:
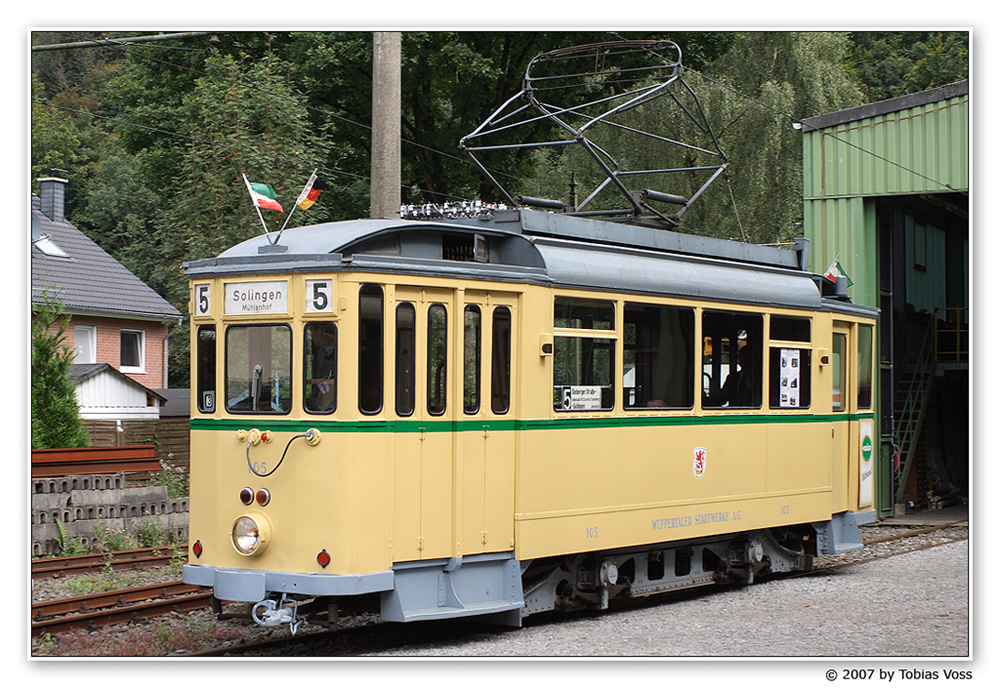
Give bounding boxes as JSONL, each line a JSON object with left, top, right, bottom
{"left": 183, "top": 521, "right": 970, "bottom": 657}
{"left": 32, "top": 546, "right": 181, "bottom": 580}
{"left": 31, "top": 522, "right": 967, "bottom": 652}
{"left": 31, "top": 580, "right": 212, "bottom": 638}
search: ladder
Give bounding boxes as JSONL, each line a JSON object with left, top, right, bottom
{"left": 894, "top": 318, "right": 936, "bottom": 502}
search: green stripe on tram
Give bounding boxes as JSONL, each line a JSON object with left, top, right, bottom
{"left": 191, "top": 412, "right": 874, "bottom": 433}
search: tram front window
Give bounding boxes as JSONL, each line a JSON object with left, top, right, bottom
{"left": 304, "top": 322, "right": 337, "bottom": 414}
{"left": 225, "top": 324, "right": 292, "bottom": 414}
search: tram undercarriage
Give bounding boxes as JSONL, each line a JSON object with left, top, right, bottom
{"left": 520, "top": 527, "right": 813, "bottom": 619}
{"left": 209, "top": 526, "right": 816, "bottom": 633}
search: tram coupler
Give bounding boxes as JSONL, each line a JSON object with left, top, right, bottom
{"left": 251, "top": 593, "right": 305, "bottom": 635}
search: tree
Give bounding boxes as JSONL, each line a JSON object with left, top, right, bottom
{"left": 846, "top": 32, "right": 969, "bottom": 102}
{"left": 528, "top": 32, "right": 864, "bottom": 244}
{"left": 32, "top": 294, "right": 90, "bottom": 450}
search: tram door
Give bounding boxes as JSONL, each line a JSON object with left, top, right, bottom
{"left": 457, "top": 290, "right": 518, "bottom": 556}
{"left": 831, "top": 323, "right": 853, "bottom": 512}
{"left": 390, "top": 286, "right": 455, "bottom": 562}
{"left": 389, "top": 286, "right": 519, "bottom": 561}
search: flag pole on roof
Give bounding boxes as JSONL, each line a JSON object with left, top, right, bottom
{"left": 243, "top": 173, "right": 284, "bottom": 244}
{"left": 274, "top": 169, "right": 327, "bottom": 244}
{"left": 823, "top": 252, "right": 854, "bottom": 287}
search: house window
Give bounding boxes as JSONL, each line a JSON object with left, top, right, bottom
{"left": 120, "top": 330, "right": 145, "bottom": 372}
{"left": 74, "top": 326, "right": 96, "bottom": 364}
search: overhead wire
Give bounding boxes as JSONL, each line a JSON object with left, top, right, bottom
{"left": 33, "top": 96, "right": 474, "bottom": 205}
{"left": 36, "top": 30, "right": 967, "bottom": 240}
{"left": 685, "top": 67, "right": 968, "bottom": 197}
{"left": 600, "top": 30, "right": 968, "bottom": 245}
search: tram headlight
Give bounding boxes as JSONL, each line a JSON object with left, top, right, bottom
{"left": 232, "top": 512, "right": 271, "bottom": 556}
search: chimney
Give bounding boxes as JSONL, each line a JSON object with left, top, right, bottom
{"left": 38, "top": 177, "right": 68, "bottom": 223}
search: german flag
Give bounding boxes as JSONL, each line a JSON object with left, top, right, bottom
{"left": 296, "top": 171, "right": 328, "bottom": 211}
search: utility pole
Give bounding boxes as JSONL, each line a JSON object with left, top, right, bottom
{"left": 370, "top": 31, "right": 401, "bottom": 218}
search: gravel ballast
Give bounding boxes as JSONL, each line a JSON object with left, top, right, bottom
{"left": 31, "top": 527, "right": 970, "bottom": 659}
{"left": 367, "top": 539, "right": 970, "bottom": 658}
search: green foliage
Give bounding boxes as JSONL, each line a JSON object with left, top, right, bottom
{"left": 699, "top": 32, "right": 864, "bottom": 243}
{"left": 150, "top": 458, "right": 189, "bottom": 499}
{"left": 54, "top": 517, "right": 87, "bottom": 556}
{"left": 530, "top": 32, "right": 865, "bottom": 245}
{"left": 28, "top": 30, "right": 970, "bottom": 385}
{"left": 846, "top": 31, "right": 969, "bottom": 102}
{"left": 63, "top": 556, "right": 144, "bottom": 595}
{"left": 134, "top": 517, "right": 169, "bottom": 547}
{"left": 31, "top": 293, "right": 90, "bottom": 450}
{"left": 92, "top": 521, "right": 140, "bottom": 553}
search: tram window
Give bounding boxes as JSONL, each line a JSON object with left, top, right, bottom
{"left": 492, "top": 307, "right": 511, "bottom": 414}
{"left": 196, "top": 325, "right": 216, "bottom": 413}
{"left": 858, "top": 325, "right": 873, "bottom": 409}
{"left": 225, "top": 324, "right": 292, "bottom": 414}
{"left": 359, "top": 284, "right": 384, "bottom": 415}
{"left": 395, "top": 303, "right": 416, "bottom": 416}
{"left": 464, "top": 306, "right": 481, "bottom": 414}
{"left": 427, "top": 304, "right": 447, "bottom": 415}
{"left": 623, "top": 303, "right": 694, "bottom": 409}
{"left": 304, "top": 322, "right": 337, "bottom": 414}
{"left": 770, "top": 316, "right": 811, "bottom": 342}
{"left": 832, "top": 334, "right": 846, "bottom": 412}
{"left": 554, "top": 336, "right": 615, "bottom": 411}
{"left": 702, "top": 311, "right": 763, "bottom": 409}
{"left": 554, "top": 297, "right": 614, "bottom": 330}
{"left": 769, "top": 348, "right": 811, "bottom": 409}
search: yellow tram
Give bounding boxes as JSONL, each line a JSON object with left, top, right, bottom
{"left": 182, "top": 208, "right": 877, "bottom": 630}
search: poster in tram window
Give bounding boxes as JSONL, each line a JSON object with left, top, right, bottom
{"left": 779, "top": 348, "right": 800, "bottom": 408}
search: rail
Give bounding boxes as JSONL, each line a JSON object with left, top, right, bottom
{"left": 32, "top": 580, "right": 211, "bottom": 637}
{"left": 31, "top": 445, "right": 160, "bottom": 477}
{"left": 32, "top": 546, "right": 180, "bottom": 580}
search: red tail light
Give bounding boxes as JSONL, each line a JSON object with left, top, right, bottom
{"left": 317, "top": 549, "right": 331, "bottom": 568}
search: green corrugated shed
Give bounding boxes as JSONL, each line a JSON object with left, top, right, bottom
{"left": 801, "top": 81, "right": 969, "bottom": 309}
{"left": 800, "top": 80, "right": 969, "bottom": 517}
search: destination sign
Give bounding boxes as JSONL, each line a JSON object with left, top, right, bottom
{"left": 225, "top": 280, "right": 289, "bottom": 315}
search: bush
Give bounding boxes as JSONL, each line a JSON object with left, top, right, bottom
{"left": 151, "top": 458, "right": 189, "bottom": 499}
{"left": 31, "top": 293, "right": 90, "bottom": 449}
{"left": 92, "top": 521, "right": 139, "bottom": 553}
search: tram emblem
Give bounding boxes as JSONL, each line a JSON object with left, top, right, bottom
{"left": 693, "top": 447, "right": 707, "bottom": 479}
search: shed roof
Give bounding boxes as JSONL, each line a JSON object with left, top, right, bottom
{"left": 800, "top": 80, "right": 968, "bottom": 132}
{"left": 31, "top": 195, "right": 182, "bottom": 322}
{"left": 68, "top": 363, "right": 167, "bottom": 402}
{"left": 155, "top": 388, "right": 190, "bottom": 417}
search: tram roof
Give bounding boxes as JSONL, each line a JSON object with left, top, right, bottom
{"left": 184, "top": 210, "right": 874, "bottom": 316}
